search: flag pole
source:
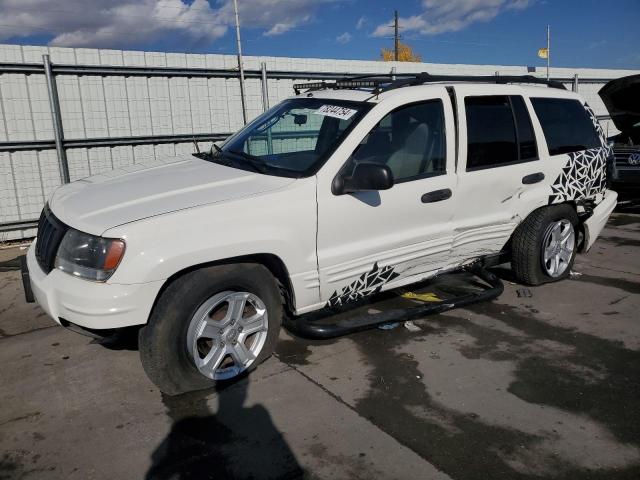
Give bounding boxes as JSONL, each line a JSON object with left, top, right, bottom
{"left": 546, "top": 25, "right": 550, "bottom": 81}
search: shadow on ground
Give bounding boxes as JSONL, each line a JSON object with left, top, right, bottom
{"left": 146, "top": 378, "right": 305, "bottom": 480}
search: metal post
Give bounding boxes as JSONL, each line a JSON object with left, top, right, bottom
{"left": 572, "top": 73, "right": 579, "bottom": 92}
{"left": 394, "top": 10, "right": 399, "bottom": 62}
{"left": 42, "top": 54, "right": 70, "bottom": 184}
{"left": 260, "top": 62, "right": 269, "bottom": 112}
{"left": 260, "top": 62, "right": 273, "bottom": 154}
{"left": 546, "top": 25, "right": 550, "bottom": 81}
{"left": 391, "top": 66, "right": 396, "bottom": 81}
{"left": 233, "top": 0, "right": 248, "bottom": 125}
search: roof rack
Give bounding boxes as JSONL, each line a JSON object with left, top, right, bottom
{"left": 293, "top": 72, "right": 566, "bottom": 95}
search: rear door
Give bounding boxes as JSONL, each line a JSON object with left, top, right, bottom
{"left": 451, "top": 86, "right": 549, "bottom": 263}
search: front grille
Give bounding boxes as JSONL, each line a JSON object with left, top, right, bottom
{"left": 613, "top": 146, "right": 640, "bottom": 167}
{"left": 35, "top": 205, "right": 68, "bottom": 273}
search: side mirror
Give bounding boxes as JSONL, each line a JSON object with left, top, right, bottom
{"left": 333, "top": 162, "right": 394, "bottom": 195}
{"left": 293, "top": 114, "right": 307, "bottom": 126}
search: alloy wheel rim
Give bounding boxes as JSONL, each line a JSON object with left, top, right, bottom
{"left": 186, "top": 291, "right": 269, "bottom": 380}
{"left": 542, "top": 219, "right": 575, "bottom": 278}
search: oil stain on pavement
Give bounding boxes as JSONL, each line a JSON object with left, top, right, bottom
{"left": 280, "top": 291, "right": 640, "bottom": 479}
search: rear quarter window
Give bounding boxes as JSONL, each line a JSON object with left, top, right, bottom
{"left": 530, "top": 98, "right": 601, "bottom": 156}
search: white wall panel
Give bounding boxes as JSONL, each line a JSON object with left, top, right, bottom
{"left": 12, "top": 151, "right": 45, "bottom": 219}
{"left": 78, "top": 76, "right": 109, "bottom": 138}
{"left": 67, "top": 148, "right": 90, "bottom": 181}
{"left": 25, "top": 74, "right": 53, "bottom": 140}
{"left": 0, "top": 74, "right": 35, "bottom": 140}
{"left": 1, "top": 43, "right": 639, "bottom": 231}
{"left": 88, "top": 147, "right": 113, "bottom": 175}
{"left": 148, "top": 77, "right": 173, "bottom": 134}
{"left": 0, "top": 152, "right": 19, "bottom": 221}
{"left": 168, "top": 77, "right": 192, "bottom": 134}
{"left": 103, "top": 76, "right": 132, "bottom": 136}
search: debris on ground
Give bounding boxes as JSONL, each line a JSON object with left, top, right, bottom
{"left": 401, "top": 291, "right": 441, "bottom": 302}
{"left": 378, "top": 322, "right": 400, "bottom": 330}
{"left": 570, "top": 270, "right": 582, "bottom": 278}
{"left": 516, "top": 288, "right": 533, "bottom": 298}
{"left": 403, "top": 321, "right": 422, "bottom": 332}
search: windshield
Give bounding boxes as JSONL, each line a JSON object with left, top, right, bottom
{"left": 208, "top": 98, "right": 370, "bottom": 178}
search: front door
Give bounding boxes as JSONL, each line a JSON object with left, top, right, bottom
{"left": 316, "top": 88, "right": 457, "bottom": 307}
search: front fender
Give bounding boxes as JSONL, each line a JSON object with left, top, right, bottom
{"left": 103, "top": 178, "right": 320, "bottom": 310}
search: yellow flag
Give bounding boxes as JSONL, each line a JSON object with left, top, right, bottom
{"left": 538, "top": 48, "right": 549, "bottom": 59}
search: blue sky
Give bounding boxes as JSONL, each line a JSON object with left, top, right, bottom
{"left": 1, "top": 0, "right": 639, "bottom": 69}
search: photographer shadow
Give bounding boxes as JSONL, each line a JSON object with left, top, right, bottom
{"left": 146, "top": 378, "right": 305, "bottom": 479}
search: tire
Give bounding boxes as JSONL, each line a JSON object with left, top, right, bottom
{"left": 511, "top": 204, "right": 579, "bottom": 286}
{"left": 139, "top": 263, "right": 283, "bottom": 395}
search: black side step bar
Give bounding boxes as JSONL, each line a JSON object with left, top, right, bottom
{"left": 284, "top": 264, "right": 504, "bottom": 339}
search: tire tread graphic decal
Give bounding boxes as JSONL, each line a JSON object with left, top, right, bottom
{"left": 327, "top": 263, "right": 399, "bottom": 307}
{"left": 547, "top": 103, "right": 611, "bottom": 205}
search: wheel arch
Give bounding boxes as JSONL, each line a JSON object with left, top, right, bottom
{"left": 148, "top": 253, "right": 296, "bottom": 323}
{"left": 505, "top": 200, "right": 582, "bottom": 255}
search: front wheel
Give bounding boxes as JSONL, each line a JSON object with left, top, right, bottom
{"left": 139, "top": 263, "right": 283, "bottom": 395}
{"left": 511, "top": 204, "right": 579, "bottom": 285}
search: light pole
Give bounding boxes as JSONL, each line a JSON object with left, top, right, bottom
{"left": 233, "top": 0, "right": 248, "bottom": 125}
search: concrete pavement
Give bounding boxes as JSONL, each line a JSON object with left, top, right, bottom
{"left": 1, "top": 212, "right": 639, "bottom": 479}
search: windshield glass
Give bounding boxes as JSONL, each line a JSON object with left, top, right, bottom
{"left": 212, "top": 98, "right": 370, "bottom": 177}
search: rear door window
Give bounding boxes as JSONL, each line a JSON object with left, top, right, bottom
{"left": 511, "top": 96, "right": 538, "bottom": 161}
{"left": 530, "top": 98, "right": 601, "bottom": 155}
{"left": 465, "top": 95, "right": 537, "bottom": 170}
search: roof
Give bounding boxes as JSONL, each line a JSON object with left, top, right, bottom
{"left": 292, "top": 73, "right": 569, "bottom": 102}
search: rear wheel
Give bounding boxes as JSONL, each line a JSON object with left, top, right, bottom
{"left": 139, "top": 263, "right": 282, "bottom": 395}
{"left": 511, "top": 204, "right": 579, "bottom": 285}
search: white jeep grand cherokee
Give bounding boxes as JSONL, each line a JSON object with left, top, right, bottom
{"left": 25, "top": 74, "right": 617, "bottom": 394}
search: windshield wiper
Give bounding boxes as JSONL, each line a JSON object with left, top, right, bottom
{"left": 226, "top": 149, "right": 269, "bottom": 173}
{"left": 202, "top": 144, "right": 277, "bottom": 175}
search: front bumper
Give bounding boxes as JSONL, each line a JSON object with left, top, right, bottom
{"left": 26, "top": 243, "right": 164, "bottom": 330}
{"left": 611, "top": 166, "right": 640, "bottom": 185}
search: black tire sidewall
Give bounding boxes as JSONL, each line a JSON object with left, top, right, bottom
{"left": 139, "top": 263, "right": 282, "bottom": 395}
{"left": 534, "top": 205, "right": 579, "bottom": 283}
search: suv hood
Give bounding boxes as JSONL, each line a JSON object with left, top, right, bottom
{"left": 49, "top": 154, "right": 295, "bottom": 235}
{"left": 599, "top": 74, "right": 640, "bottom": 132}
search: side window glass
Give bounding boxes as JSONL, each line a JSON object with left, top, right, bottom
{"left": 510, "top": 96, "right": 538, "bottom": 160}
{"left": 530, "top": 98, "right": 601, "bottom": 155}
{"left": 465, "top": 95, "right": 518, "bottom": 170}
{"left": 348, "top": 100, "right": 446, "bottom": 182}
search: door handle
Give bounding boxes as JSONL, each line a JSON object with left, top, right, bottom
{"left": 421, "top": 188, "right": 452, "bottom": 203}
{"left": 522, "top": 172, "right": 545, "bottom": 184}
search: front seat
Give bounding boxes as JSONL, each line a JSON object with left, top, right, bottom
{"left": 386, "top": 122, "right": 430, "bottom": 180}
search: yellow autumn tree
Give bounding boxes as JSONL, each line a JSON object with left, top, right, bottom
{"left": 381, "top": 41, "right": 422, "bottom": 62}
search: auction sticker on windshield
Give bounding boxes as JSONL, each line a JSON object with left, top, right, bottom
{"left": 314, "top": 104, "right": 358, "bottom": 120}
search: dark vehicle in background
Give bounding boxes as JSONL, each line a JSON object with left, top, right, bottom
{"left": 599, "top": 74, "right": 640, "bottom": 192}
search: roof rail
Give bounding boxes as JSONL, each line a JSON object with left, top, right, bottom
{"left": 293, "top": 72, "right": 566, "bottom": 95}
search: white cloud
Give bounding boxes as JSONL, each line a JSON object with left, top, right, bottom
{"left": 0, "top": 0, "right": 226, "bottom": 48}
{"left": 0, "top": 0, "right": 342, "bottom": 48}
{"left": 336, "top": 32, "right": 352, "bottom": 44}
{"left": 356, "top": 16, "right": 367, "bottom": 30}
{"left": 372, "top": 0, "right": 533, "bottom": 37}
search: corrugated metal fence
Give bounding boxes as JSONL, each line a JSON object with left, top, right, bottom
{"left": 1, "top": 44, "right": 638, "bottom": 239}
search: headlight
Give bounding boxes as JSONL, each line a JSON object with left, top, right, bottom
{"left": 54, "top": 229, "right": 126, "bottom": 282}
